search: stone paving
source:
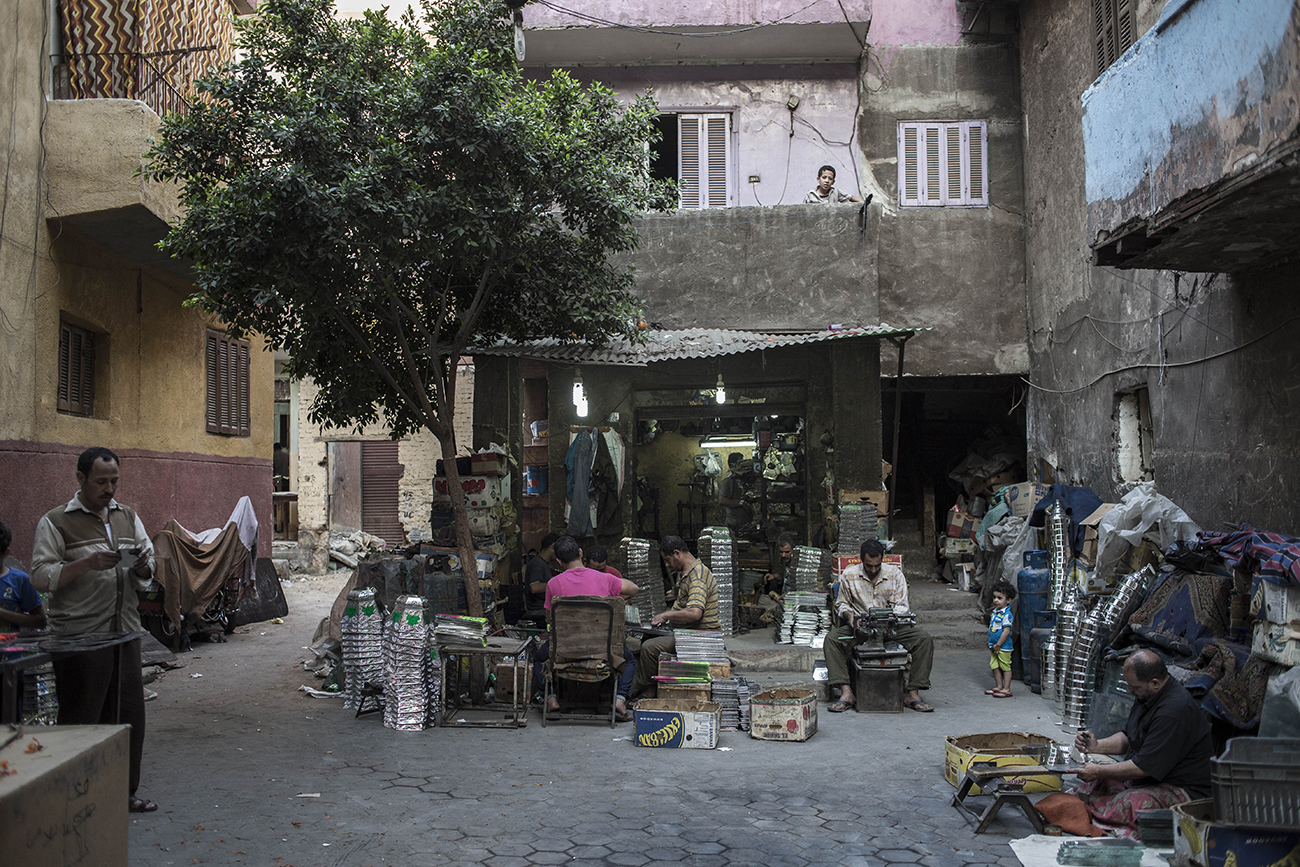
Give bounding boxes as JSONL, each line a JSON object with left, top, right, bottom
{"left": 124, "top": 575, "right": 1066, "bottom": 866}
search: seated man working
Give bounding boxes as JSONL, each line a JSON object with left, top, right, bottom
{"left": 825, "top": 539, "right": 936, "bottom": 713}
{"left": 630, "top": 535, "right": 720, "bottom": 701}
{"left": 519, "top": 532, "right": 561, "bottom": 628}
{"left": 1071, "top": 649, "right": 1213, "bottom": 837}
{"left": 760, "top": 533, "right": 795, "bottom": 598}
{"left": 534, "top": 535, "right": 640, "bottom": 721}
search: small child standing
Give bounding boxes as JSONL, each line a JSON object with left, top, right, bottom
{"left": 986, "top": 580, "right": 1015, "bottom": 698}
{"left": 0, "top": 521, "right": 47, "bottom": 632}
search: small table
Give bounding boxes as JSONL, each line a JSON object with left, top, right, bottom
{"left": 0, "top": 631, "right": 145, "bottom": 725}
{"left": 438, "top": 636, "right": 532, "bottom": 728}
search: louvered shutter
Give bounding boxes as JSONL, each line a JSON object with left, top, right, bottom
{"left": 1094, "top": 0, "right": 1134, "bottom": 75}
{"left": 923, "top": 123, "right": 943, "bottom": 204}
{"left": 58, "top": 320, "right": 95, "bottom": 416}
{"left": 678, "top": 115, "right": 701, "bottom": 209}
{"left": 207, "top": 329, "right": 251, "bottom": 437}
{"left": 705, "top": 114, "right": 730, "bottom": 208}
{"left": 237, "top": 339, "right": 251, "bottom": 437}
{"left": 966, "top": 121, "right": 988, "bottom": 205}
{"left": 361, "top": 441, "right": 405, "bottom": 547}
{"left": 945, "top": 125, "right": 964, "bottom": 202}
{"left": 206, "top": 332, "right": 220, "bottom": 433}
{"left": 898, "top": 123, "right": 921, "bottom": 205}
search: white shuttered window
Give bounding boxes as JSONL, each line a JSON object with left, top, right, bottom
{"left": 678, "top": 113, "right": 733, "bottom": 209}
{"left": 897, "top": 120, "right": 988, "bottom": 207}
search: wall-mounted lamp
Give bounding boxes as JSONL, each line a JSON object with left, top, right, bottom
{"left": 715, "top": 374, "right": 726, "bottom": 405}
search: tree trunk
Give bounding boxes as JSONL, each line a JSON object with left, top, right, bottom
{"left": 438, "top": 432, "right": 483, "bottom": 619}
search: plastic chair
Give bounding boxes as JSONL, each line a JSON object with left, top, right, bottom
{"left": 542, "top": 596, "right": 625, "bottom": 727}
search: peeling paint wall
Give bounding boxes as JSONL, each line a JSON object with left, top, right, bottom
{"left": 1020, "top": 0, "right": 1300, "bottom": 532}
{"left": 1082, "top": 0, "right": 1300, "bottom": 244}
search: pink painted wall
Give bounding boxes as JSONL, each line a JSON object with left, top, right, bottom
{"left": 526, "top": 0, "right": 869, "bottom": 28}
{"left": 1, "top": 440, "right": 272, "bottom": 565}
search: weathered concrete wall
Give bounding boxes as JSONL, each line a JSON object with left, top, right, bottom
{"left": 1082, "top": 0, "right": 1300, "bottom": 245}
{"left": 527, "top": 0, "right": 868, "bottom": 28}
{"left": 561, "top": 65, "right": 867, "bottom": 209}
{"left": 1019, "top": 0, "right": 1300, "bottom": 533}
{"left": 861, "top": 41, "right": 1028, "bottom": 378}
{"left": 293, "top": 368, "right": 474, "bottom": 568}
{"left": 618, "top": 204, "right": 878, "bottom": 329}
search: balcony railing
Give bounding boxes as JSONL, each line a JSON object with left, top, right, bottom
{"left": 52, "top": 46, "right": 220, "bottom": 119}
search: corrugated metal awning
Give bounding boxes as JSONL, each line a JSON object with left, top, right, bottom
{"left": 472, "top": 324, "right": 930, "bottom": 367}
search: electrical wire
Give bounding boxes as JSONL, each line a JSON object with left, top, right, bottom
{"left": 535, "top": 0, "right": 827, "bottom": 39}
{"left": 1022, "top": 314, "right": 1300, "bottom": 395}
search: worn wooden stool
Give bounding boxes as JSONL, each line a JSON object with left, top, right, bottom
{"left": 952, "top": 761, "right": 1063, "bottom": 834}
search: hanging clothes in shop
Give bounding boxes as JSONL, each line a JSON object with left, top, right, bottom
{"left": 565, "top": 428, "right": 596, "bottom": 537}
{"left": 593, "top": 433, "right": 622, "bottom": 536}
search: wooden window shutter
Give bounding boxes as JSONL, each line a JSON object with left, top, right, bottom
{"left": 206, "top": 328, "right": 251, "bottom": 437}
{"left": 678, "top": 115, "right": 701, "bottom": 209}
{"left": 1093, "top": 0, "right": 1133, "bottom": 75}
{"left": 923, "top": 124, "right": 942, "bottom": 204}
{"left": 206, "top": 332, "right": 220, "bottom": 433}
{"left": 967, "top": 121, "right": 988, "bottom": 205}
{"left": 945, "top": 125, "right": 964, "bottom": 202}
{"left": 898, "top": 123, "right": 921, "bottom": 205}
{"left": 705, "top": 114, "right": 730, "bottom": 208}
{"left": 58, "top": 320, "right": 95, "bottom": 416}
{"left": 1115, "top": 0, "right": 1134, "bottom": 55}
{"left": 237, "top": 339, "right": 251, "bottom": 437}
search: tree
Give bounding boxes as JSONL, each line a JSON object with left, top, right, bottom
{"left": 146, "top": 0, "right": 674, "bottom": 615}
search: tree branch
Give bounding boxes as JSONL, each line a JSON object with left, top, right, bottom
{"left": 388, "top": 295, "right": 441, "bottom": 429}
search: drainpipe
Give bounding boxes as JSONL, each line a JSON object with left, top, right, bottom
{"left": 885, "top": 332, "right": 914, "bottom": 533}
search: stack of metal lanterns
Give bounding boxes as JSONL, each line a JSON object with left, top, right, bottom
{"left": 383, "top": 595, "right": 431, "bottom": 732}
{"left": 698, "top": 526, "right": 737, "bottom": 635}
{"left": 341, "top": 587, "right": 385, "bottom": 711}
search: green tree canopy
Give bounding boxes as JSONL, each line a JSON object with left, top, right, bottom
{"left": 146, "top": 0, "right": 673, "bottom": 607}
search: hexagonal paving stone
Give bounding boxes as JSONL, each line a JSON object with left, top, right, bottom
{"left": 605, "top": 853, "right": 651, "bottom": 867}
{"left": 643, "top": 847, "right": 687, "bottom": 861}
{"left": 877, "top": 849, "right": 923, "bottom": 863}
{"left": 528, "top": 838, "right": 572, "bottom": 852}
{"left": 489, "top": 843, "right": 536, "bottom": 858}
{"left": 681, "top": 840, "right": 725, "bottom": 855}
{"left": 524, "top": 852, "right": 570, "bottom": 866}
{"left": 567, "top": 845, "right": 612, "bottom": 859}
{"left": 483, "top": 858, "right": 531, "bottom": 867}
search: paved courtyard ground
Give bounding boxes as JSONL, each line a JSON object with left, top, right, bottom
{"left": 125, "top": 572, "right": 1075, "bottom": 866}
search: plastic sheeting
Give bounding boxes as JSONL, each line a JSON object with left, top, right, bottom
{"left": 1260, "top": 665, "right": 1300, "bottom": 738}
{"left": 1094, "top": 482, "right": 1201, "bottom": 578}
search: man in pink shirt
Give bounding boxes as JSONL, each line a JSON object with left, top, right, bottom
{"left": 538, "top": 536, "right": 639, "bottom": 720}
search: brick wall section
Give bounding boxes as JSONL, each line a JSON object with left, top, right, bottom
{"left": 294, "top": 365, "right": 475, "bottom": 567}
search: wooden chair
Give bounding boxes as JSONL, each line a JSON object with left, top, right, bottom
{"left": 543, "top": 596, "right": 625, "bottom": 727}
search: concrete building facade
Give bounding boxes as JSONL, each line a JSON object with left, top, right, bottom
{"left": 1019, "top": 0, "right": 1300, "bottom": 531}
{"left": 0, "top": 0, "right": 274, "bottom": 562}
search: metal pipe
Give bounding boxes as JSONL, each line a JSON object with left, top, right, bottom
{"left": 885, "top": 333, "right": 913, "bottom": 530}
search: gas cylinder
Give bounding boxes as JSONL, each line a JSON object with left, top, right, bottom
{"left": 1016, "top": 550, "right": 1052, "bottom": 688}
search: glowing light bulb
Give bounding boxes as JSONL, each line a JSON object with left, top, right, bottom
{"left": 715, "top": 374, "right": 726, "bottom": 404}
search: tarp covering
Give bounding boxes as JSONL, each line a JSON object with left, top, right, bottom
{"left": 152, "top": 496, "right": 258, "bottom": 630}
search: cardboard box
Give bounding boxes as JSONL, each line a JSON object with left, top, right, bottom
{"left": 1, "top": 725, "right": 130, "bottom": 867}
{"left": 634, "top": 700, "right": 720, "bottom": 749}
{"left": 749, "top": 688, "right": 818, "bottom": 742}
{"left": 1173, "top": 798, "right": 1300, "bottom": 867}
{"left": 1002, "top": 483, "right": 1051, "bottom": 519}
{"left": 832, "top": 553, "right": 902, "bottom": 578}
{"left": 944, "top": 537, "right": 978, "bottom": 557}
{"left": 840, "top": 490, "right": 889, "bottom": 516}
{"left": 1262, "top": 580, "right": 1300, "bottom": 624}
{"left": 659, "top": 684, "right": 712, "bottom": 703}
{"left": 433, "top": 475, "right": 504, "bottom": 508}
{"left": 470, "top": 452, "right": 506, "bottom": 476}
{"left": 1252, "top": 621, "right": 1300, "bottom": 665}
{"left": 1078, "top": 503, "right": 1118, "bottom": 566}
{"left": 943, "top": 732, "right": 1063, "bottom": 794}
{"left": 945, "top": 506, "right": 979, "bottom": 541}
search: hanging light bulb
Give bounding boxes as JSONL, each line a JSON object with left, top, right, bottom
{"left": 715, "top": 373, "right": 726, "bottom": 405}
{"left": 576, "top": 395, "right": 589, "bottom": 418}
{"left": 572, "top": 370, "right": 585, "bottom": 408}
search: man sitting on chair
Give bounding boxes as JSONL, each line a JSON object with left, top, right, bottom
{"left": 535, "top": 535, "right": 640, "bottom": 721}
{"left": 630, "top": 535, "right": 720, "bottom": 702}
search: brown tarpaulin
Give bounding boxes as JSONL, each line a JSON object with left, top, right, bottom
{"left": 153, "top": 519, "right": 249, "bottom": 630}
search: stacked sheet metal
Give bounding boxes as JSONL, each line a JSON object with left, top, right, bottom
{"left": 622, "top": 537, "right": 666, "bottom": 620}
{"left": 674, "top": 629, "right": 729, "bottom": 664}
{"left": 711, "top": 676, "right": 753, "bottom": 731}
{"left": 839, "top": 502, "right": 879, "bottom": 554}
{"left": 698, "top": 526, "right": 737, "bottom": 635}
{"left": 790, "top": 546, "right": 829, "bottom": 592}
{"left": 778, "top": 591, "right": 832, "bottom": 646}
{"left": 21, "top": 662, "right": 58, "bottom": 725}
{"left": 425, "top": 625, "right": 442, "bottom": 728}
{"left": 433, "top": 614, "right": 488, "bottom": 646}
{"left": 341, "top": 587, "right": 385, "bottom": 710}
{"left": 384, "top": 595, "right": 430, "bottom": 731}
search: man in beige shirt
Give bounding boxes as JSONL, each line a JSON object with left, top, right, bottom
{"left": 825, "top": 539, "right": 935, "bottom": 713}
{"left": 32, "top": 446, "right": 158, "bottom": 813}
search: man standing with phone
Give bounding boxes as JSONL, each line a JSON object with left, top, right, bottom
{"left": 32, "top": 446, "right": 158, "bottom": 813}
